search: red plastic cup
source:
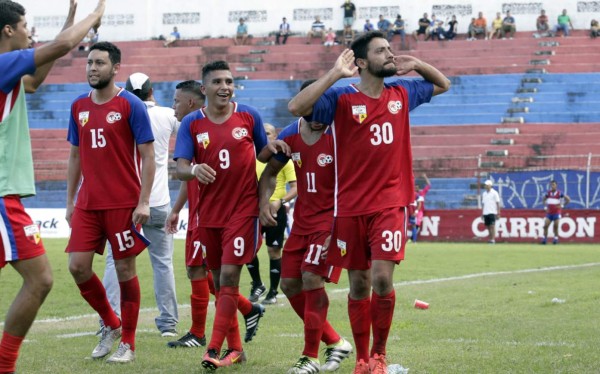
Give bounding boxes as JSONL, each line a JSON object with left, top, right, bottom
{"left": 414, "top": 299, "right": 429, "bottom": 309}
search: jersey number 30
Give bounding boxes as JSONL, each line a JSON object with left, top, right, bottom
{"left": 370, "top": 122, "right": 394, "bottom": 145}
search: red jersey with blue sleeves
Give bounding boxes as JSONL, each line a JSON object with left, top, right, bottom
{"left": 274, "top": 119, "right": 335, "bottom": 234}
{"left": 0, "top": 49, "right": 35, "bottom": 121}
{"left": 174, "top": 102, "right": 268, "bottom": 227}
{"left": 545, "top": 190, "right": 565, "bottom": 215}
{"left": 310, "top": 79, "right": 433, "bottom": 217}
{"left": 67, "top": 89, "right": 154, "bottom": 210}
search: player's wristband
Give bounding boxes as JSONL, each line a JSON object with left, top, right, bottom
{"left": 190, "top": 164, "right": 198, "bottom": 177}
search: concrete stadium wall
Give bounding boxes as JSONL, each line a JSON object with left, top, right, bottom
{"left": 19, "top": 0, "right": 599, "bottom": 43}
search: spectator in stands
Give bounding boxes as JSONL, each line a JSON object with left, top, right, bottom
{"left": 468, "top": 11, "right": 487, "bottom": 40}
{"left": 481, "top": 180, "right": 500, "bottom": 244}
{"left": 377, "top": 14, "right": 393, "bottom": 40}
{"left": 391, "top": 14, "right": 406, "bottom": 46}
{"left": 553, "top": 9, "right": 574, "bottom": 37}
{"left": 276, "top": 17, "right": 290, "bottom": 45}
{"left": 488, "top": 12, "right": 503, "bottom": 40}
{"left": 427, "top": 14, "right": 445, "bottom": 40}
{"left": 541, "top": 180, "right": 570, "bottom": 245}
{"left": 445, "top": 15, "right": 458, "bottom": 40}
{"left": 363, "top": 19, "right": 375, "bottom": 33}
{"left": 324, "top": 27, "right": 337, "bottom": 47}
{"left": 29, "top": 26, "right": 38, "bottom": 45}
{"left": 534, "top": 9, "right": 550, "bottom": 38}
{"left": 82, "top": 27, "right": 99, "bottom": 51}
{"left": 306, "top": 15, "right": 326, "bottom": 44}
{"left": 234, "top": 18, "right": 248, "bottom": 45}
{"left": 343, "top": 24, "right": 355, "bottom": 47}
{"left": 590, "top": 19, "right": 599, "bottom": 38}
{"left": 341, "top": 0, "right": 356, "bottom": 28}
{"left": 412, "top": 12, "right": 430, "bottom": 41}
{"left": 500, "top": 10, "right": 516, "bottom": 39}
{"left": 163, "top": 26, "right": 180, "bottom": 48}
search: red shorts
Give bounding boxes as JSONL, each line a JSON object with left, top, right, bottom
{"left": 66, "top": 207, "right": 149, "bottom": 260}
{"left": 328, "top": 207, "right": 408, "bottom": 270}
{"left": 196, "top": 216, "right": 261, "bottom": 270}
{"left": 0, "top": 196, "right": 45, "bottom": 268}
{"left": 281, "top": 231, "right": 342, "bottom": 284}
{"left": 185, "top": 228, "right": 209, "bottom": 268}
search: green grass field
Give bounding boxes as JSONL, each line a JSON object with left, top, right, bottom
{"left": 1, "top": 239, "right": 599, "bottom": 373}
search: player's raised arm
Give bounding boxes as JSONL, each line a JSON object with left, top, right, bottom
{"left": 393, "top": 54, "right": 450, "bottom": 96}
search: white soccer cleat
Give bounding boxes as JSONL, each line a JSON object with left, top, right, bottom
{"left": 321, "top": 337, "right": 353, "bottom": 371}
{"left": 288, "top": 356, "right": 320, "bottom": 374}
{"left": 91, "top": 326, "right": 121, "bottom": 359}
{"left": 106, "top": 342, "right": 135, "bottom": 363}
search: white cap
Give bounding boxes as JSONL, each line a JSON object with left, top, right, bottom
{"left": 484, "top": 180, "right": 493, "bottom": 186}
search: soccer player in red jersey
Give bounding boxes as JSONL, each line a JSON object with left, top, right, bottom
{"left": 65, "top": 41, "right": 156, "bottom": 363}
{"left": 0, "top": 1, "right": 105, "bottom": 372}
{"left": 288, "top": 31, "right": 450, "bottom": 373}
{"left": 259, "top": 79, "right": 353, "bottom": 374}
{"left": 174, "top": 61, "right": 288, "bottom": 370}
{"left": 541, "top": 180, "right": 570, "bottom": 245}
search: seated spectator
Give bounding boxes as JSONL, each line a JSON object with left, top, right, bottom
{"left": 343, "top": 24, "right": 355, "bottom": 46}
{"left": 445, "top": 15, "right": 458, "bottom": 40}
{"left": 363, "top": 19, "right": 375, "bottom": 33}
{"left": 307, "top": 15, "right": 326, "bottom": 44}
{"left": 488, "top": 12, "right": 503, "bottom": 39}
{"left": 84, "top": 28, "right": 99, "bottom": 51}
{"left": 391, "top": 14, "right": 406, "bottom": 46}
{"left": 324, "top": 28, "right": 337, "bottom": 47}
{"left": 500, "top": 10, "right": 516, "bottom": 39}
{"left": 377, "top": 14, "right": 393, "bottom": 40}
{"left": 468, "top": 11, "right": 487, "bottom": 40}
{"left": 29, "top": 26, "right": 38, "bottom": 46}
{"left": 163, "top": 26, "right": 180, "bottom": 48}
{"left": 591, "top": 19, "right": 599, "bottom": 38}
{"left": 534, "top": 9, "right": 550, "bottom": 38}
{"left": 427, "top": 14, "right": 445, "bottom": 40}
{"left": 553, "top": 9, "right": 574, "bottom": 37}
{"left": 276, "top": 17, "right": 290, "bottom": 45}
{"left": 412, "top": 12, "right": 431, "bottom": 41}
{"left": 234, "top": 18, "right": 248, "bottom": 45}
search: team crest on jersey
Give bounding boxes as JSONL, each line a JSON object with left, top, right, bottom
{"left": 291, "top": 152, "right": 302, "bottom": 168}
{"left": 352, "top": 105, "right": 367, "bottom": 124}
{"left": 23, "top": 224, "right": 41, "bottom": 245}
{"left": 106, "top": 111, "right": 122, "bottom": 124}
{"left": 337, "top": 239, "right": 347, "bottom": 257}
{"left": 388, "top": 100, "right": 402, "bottom": 114}
{"left": 232, "top": 127, "right": 249, "bottom": 139}
{"left": 78, "top": 111, "right": 90, "bottom": 127}
{"left": 317, "top": 153, "right": 333, "bottom": 167}
{"left": 196, "top": 132, "right": 210, "bottom": 149}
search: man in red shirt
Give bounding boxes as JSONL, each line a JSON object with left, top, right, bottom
{"left": 541, "top": 180, "right": 570, "bottom": 245}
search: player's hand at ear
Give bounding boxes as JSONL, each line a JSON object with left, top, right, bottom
{"left": 133, "top": 203, "right": 150, "bottom": 225}
{"left": 194, "top": 163, "right": 216, "bottom": 184}
{"left": 334, "top": 49, "right": 358, "bottom": 78}
{"left": 393, "top": 55, "right": 418, "bottom": 76}
{"left": 259, "top": 203, "right": 278, "bottom": 227}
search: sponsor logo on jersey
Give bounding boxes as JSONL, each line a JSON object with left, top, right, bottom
{"left": 196, "top": 132, "right": 210, "bottom": 149}
{"left": 78, "top": 111, "right": 90, "bottom": 127}
{"left": 106, "top": 111, "right": 122, "bottom": 124}
{"left": 317, "top": 153, "right": 333, "bottom": 167}
{"left": 291, "top": 152, "right": 302, "bottom": 168}
{"left": 337, "top": 239, "right": 347, "bottom": 257}
{"left": 232, "top": 127, "right": 249, "bottom": 139}
{"left": 388, "top": 100, "right": 402, "bottom": 114}
{"left": 352, "top": 105, "right": 367, "bottom": 124}
{"left": 23, "top": 224, "right": 41, "bottom": 244}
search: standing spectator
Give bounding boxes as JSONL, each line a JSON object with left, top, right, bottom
{"left": 481, "top": 180, "right": 500, "bottom": 244}
{"left": 553, "top": 9, "right": 574, "bottom": 37}
{"left": 363, "top": 19, "right": 375, "bottom": 33}
{"left": 468, "top": 11, "right": 487, "bottom": 40}
{"left": 488, "top": 12, "right": 503, "bottom": 40}
{"left": 590, "top": 19, "right": 599, "bottom": 38}
{"left": 341, "top": 0, "right": 356, "bottom": 28}
{"left": 276, "top": 17, "right": 290, "bottom": 45}
{"left": 500, "top": 10, "right": 516, "bottom": 39}
{"left": 377, "top": 14, "right": 393, "bottom": 40}
{"left": 445, "top": 15, "right": 459, "bottom": 40}
{"left": 163, "top": 26, "right": 180, "bottom": 48}
{"left": 0, "top": 1, "right": 104, "bottom": 372}
{"left": 391, "top": 14, "right": 406, "bottom": 46}
{"left": 99, "top": 72, "right": 180, "bottom": 338}
{"left": 412, "top": 12, "right": 431, "bottom": 41}
{"left": 288, "top": 32, "right": 450, "bottom": 374}
{"left": 534, "top": 9, "right": 550, "bottom": 38}
{"left": 66, "top": 42, "right": 156, "bottom": 363}
{"left": 541, "top": 180, "right": 570, "bottom": 245}
{"left": 343, "top": 24, "right": 356, "bottom": 46}
{"left": 234, "top": 18, "right": 248, "bottom": 45}
{"left": 324, "top": 28, "right": 337, "bottom": 47}
{"left": 306, "top": 16, "right": 326, "bottom": 44}
{"left": 410, "top": 174, "right": 431, "bottom": 243}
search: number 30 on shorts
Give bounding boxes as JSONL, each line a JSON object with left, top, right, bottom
{"left": 381, "top": 230, "right": 403, "bottom": 252}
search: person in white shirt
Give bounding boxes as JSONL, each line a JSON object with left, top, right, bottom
{"left": 481, "top": 180, "right": 501, "bottom": 244}
{"left": 101, "top": 73, "right": 180, "bottom": 336}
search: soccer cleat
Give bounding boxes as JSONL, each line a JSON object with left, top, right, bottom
{"left": 369, "top": 353, "right": 388, "bottom": 374}
{"left": 167, "top": 331, "right": 206, "bottom": 348}
{"left": 249, "top": 283, "right": 266, "bottom": 302}
{"left": 321, "top": 338, "right": 353, "bottom": 371}
{"left": 201, "top": 348, "right": 221, "bottom": 371}
{"left": 353, "top": 359, "right": 370, "bottom": 374}
{"left": 161, "top": 329, "right": 178, "bottom": 337}
{"left": 106, "top": 342, "right": 135, "bottom": 363}
{"left": 288, "top": 356, "right": 320, "bottom": 374}
{"left": 244, "top": 303, "right": 265, "bottom": 342}
{"left": 91, "top": 325, "right": 121, "bottom": 359}
{"left": 553, "top": 237, "right": 559, "bottom": 245}
{"left": 219, "top": 349, "right": 247, "bottom": 367}
{"left": 261, "top": 289, "right": 278, "bottom": 305}
{"left": 541, "top": 237, "right": 547, "bottom": 245}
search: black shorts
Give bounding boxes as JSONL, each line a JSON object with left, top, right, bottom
{"left": 483, "top": 214, "right": 497, "bottom": 226}
{"left": 261, "top": 204, "right": 287, "bottom": 247}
